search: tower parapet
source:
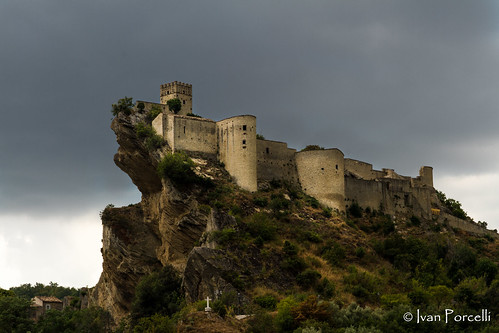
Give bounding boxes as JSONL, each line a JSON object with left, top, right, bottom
{"left": 160, "top": 81, "right": 193, "bottom": 115}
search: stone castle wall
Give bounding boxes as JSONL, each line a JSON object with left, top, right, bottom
{"left": 256, "top": 139, "right": 298, "bottom": 184}
{"left": 295, "top": 149, "right": 345, "bottom": 211}
{"left": 217, "top": 115, "right": 257, "bottom": 192}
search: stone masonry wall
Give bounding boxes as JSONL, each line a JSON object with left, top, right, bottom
{"left": 217, "top": 115, "right": 257, "bottom": 192}
{"left": 295, "top": 149, "right": 345, "bottom": 211}
{"left": 256, "top": 139, "right": 298, "bottom": 185}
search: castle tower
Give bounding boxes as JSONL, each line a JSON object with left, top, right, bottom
{"left": 160, "top": 81, "right": 192, "bottom": 116}
{"left": 295, "top": 148, "right": 345, "bottom": 211}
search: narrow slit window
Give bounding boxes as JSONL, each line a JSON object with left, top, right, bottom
{"left": 183, "top": 126, "right": 185, "bottom": 134}
{"left": 242, "top": 125, "right": 247, "bottom": 131}
{"left": 242, "top": 140, "right": 246, "bottom": 145}
{"left": 266, "top": 148, "right": 269, "bottom": 154}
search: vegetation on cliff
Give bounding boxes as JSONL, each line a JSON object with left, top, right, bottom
{"left": 95, "top": 99, "right": 499, "bottom": 332}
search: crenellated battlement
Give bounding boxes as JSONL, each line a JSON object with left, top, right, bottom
{"left": 160, "top": 81, "right": 193, "bottom": 115}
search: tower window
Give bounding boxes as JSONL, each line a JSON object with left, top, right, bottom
{"left": 242, "top": 125, "right": 247, "bottom": 131}
{"left": 183, "top": 100, "right": 185, "bottom": 104}
{"left": 242, "top": 140, "right": 246, "bottom": 145}
{"left": 336, "top": 165, "right": 338, "bottom": 170}
{"left": 266, "top": 148, "right": 269, "bottom": 154}
{"left": 167, "top": 91, "right": 169, "bottom": 94}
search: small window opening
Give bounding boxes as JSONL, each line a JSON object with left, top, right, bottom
{"left": 167, "top": 90, "right": 169, "bottom": 94}
{"left": 242, "top": 140, "right": 246, "bottom": 145}
{"left": 336, "top": 164, "right": 338, "bottom": 170}
{"left": 266, "top": 148, "right": 269, "bottom": 154}
{"left": 183, "top": 126, "right": 185, "bottom": 134}
{"left": 242, "top": 125, "right": 247, "bottom": 131}
{"left": 321, "top": 168, "right": 324, "bottom": 171}
{"left": 183, "top": 100, "right": 185, "bottom": 104}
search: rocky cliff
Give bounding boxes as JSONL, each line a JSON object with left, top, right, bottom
{"left": 89, "top": 111, "right": 292, "bottom": 322}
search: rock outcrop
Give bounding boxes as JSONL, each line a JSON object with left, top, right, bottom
{"left": 89, "top": 111, "right": 250, "bottom": 322}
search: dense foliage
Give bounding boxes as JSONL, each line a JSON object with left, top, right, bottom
{"left": 166, "top": 98, "right": 182, "bottom": 114}
{"left": 111, "top": 97, "right": 133, "bottom": 116}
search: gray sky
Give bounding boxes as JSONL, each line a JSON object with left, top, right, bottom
{"left": 1, "top": 0, "right": 498, "bottom": 288}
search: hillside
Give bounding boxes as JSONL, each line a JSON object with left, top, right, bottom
{"left": 89, "top": 101, "right": 499, "bottom": 332}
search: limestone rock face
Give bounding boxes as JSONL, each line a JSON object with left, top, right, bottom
{"left": 90, "top": 111, "right": 237, "bottom": 323}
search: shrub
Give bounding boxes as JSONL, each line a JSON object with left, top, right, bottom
{"left": 347, "top": 202, "right": 362, "bottom": 218}
{"left": 321, "top": 240, "right": 346, "bottom": 266}
{"left": 256, "top": 134, "right": 265, "bottom": 140}
{"left": 275, "top": 296, "right": 299, "bottom": 332}
{"left": 270, "top": 193, "right": 288, "bottom": 207}
{"left": 316, "top": 278, "right": 335, "bottom": 299}
{"left": 147, "top": 105, "right": 162, "bottom": 120}
{"left": 409, "top": 215, "right": 421, "bottom": 226}
{"left": 166, "top": 98, "right": 182, "bottom": 114}
{"left": 246, "top": 309, "right": 275, "bottom": 333}
{"left": 209, "top": 228, "right": 238, "bottom": 246}
{"left": 137, "top": 102, "right": 145, "bottom": 111}
{"left": 212, "top": 291, "right": 237, "bottom": 318}
{"left": 131, "top": 265, "right": 183, "bottom": 321}
{"left": 246, "top": 213, "right": 277, "bottom": 241}
{"left": 296, "top": 269, "right": 322, "bottom": 289}
{"left": 355, "top": 247, "right": 366, "bottom": 258}
{"left": 300, "top": 145, "right": 324, "bottom": 152}
{"left": 305, "top": 196, "right": 320, "bottom": 208}
{"left": 253, "top": 197, "right": 268, "bottom": 207}
{"left": 111, "top": 96, "right": 133, "bottom": 116}
{"left": 322, "top": 207, "right": 332, "bottom": 218}
{"left": 135, "top": 122, "right": 164, "bottom": 150}
{"left": 254, "top": 294, "right": 278, "bottom": 310}
{"left": 186, "top": 112, "right": 201, "bottom": 118}
{"left": 157, "top": 152, "right": 200, "bottom": 185}
{"left": 475, "top": 258, "right": 498, "bottom": 285}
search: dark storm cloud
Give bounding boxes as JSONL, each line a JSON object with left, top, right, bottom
{"left": 1, "top": 0, "right": 498, "bottom": 216}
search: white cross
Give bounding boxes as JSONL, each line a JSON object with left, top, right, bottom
{"left": 205, "top": 296, "right": 212, "bottom": 312}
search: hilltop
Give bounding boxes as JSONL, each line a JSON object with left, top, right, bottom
{"left": 88, "top": 94, "right": 499, "bottom": 332}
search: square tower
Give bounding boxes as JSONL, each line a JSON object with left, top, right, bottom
{"left": 160, "top": 81, "right": 192, "bottom": 116}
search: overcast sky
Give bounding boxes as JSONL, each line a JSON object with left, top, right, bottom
{"left": 1, "top": 1, "right": 498, "bottom": 289}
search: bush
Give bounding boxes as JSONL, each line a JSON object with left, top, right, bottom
{"left": 246, "top": 213, "right": 277, "bottom": 241}
{"left": 212, "top": 291, "right": 237, "bottom": 318}
{"left": 157, "top": 152, "right": 200, "bottom": 185}
{"left": 111, "top": 96, "right": 133, "bottom": 116}
{"left": 186, "top": 112, "right": 201, "bottom": 118}
{"left": 254, "top": 294, "right": 278, "bottom": 310}
{"left": 209, "top": 228, "right": 238, "bottom": 246}
{"left": 347, "top": 202, "right": 362, "bottom": 218}
{"left": 321, "top": 240, "right": 346, "bottom": 266}
{"left": 131, "top": 264, "right": 183, "bottom": 321}
{"left": 135, "top": 122, "right": 163, "bottom": 151}
{"left": 256, "top": 134, "right": 265, "bottom": 140}
{"left": 167, "top": 98, "right": 182, "bottom": 114}
{"left": 253, "top": 197, "right": 268, "bottom": 207}
{"left": 300, "top": 145, "right": 324, "bottom": 152}
{"left": 316, "top": 278, "right": 335, "bottom": 299}
{"left": 147, "top": 105, "right": 162, "bottom": 120}
{"left": 296, "top": 269, "right": 322, "bottom": 289}
{"left": 246, "top": 309, "right": 275, "bottom": 333}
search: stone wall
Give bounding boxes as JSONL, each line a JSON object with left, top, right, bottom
{"left": 345, "top": 176, "right": 433, "bottom": 219}
{"left": 256, "top": 139, "right": 298, "bottom": 184}
{"left": 295, "top": 149, "right": 345, "bottom": 211}
{"left": 217, "top": 115, "right": 257, "bottom": 192}
{"left": 165, "top": 114, "right": 217, "bottom": 154}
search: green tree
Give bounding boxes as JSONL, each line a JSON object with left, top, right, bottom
{"left": 131, "top": 264, "right": 184, "bottom": 321}
{"left": 111, "top": 96, "right": 133, "bottom": 116}
{"left": 166, "top": 98, "right": 182, "bottom": 114}
{"left": 0, "top": 293, "right": 34, "bottom": 333}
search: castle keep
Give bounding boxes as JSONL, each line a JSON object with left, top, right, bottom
{"left": 143, "top": 81, "right": 435, "bottom": 219}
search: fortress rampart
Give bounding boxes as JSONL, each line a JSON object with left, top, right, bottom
{"left": 144, "top": 81, "right": 438, "bottom": 218}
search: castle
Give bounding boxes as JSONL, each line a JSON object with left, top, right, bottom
{"left": 139, "top": 81, "right": 435, "bottom": 219}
